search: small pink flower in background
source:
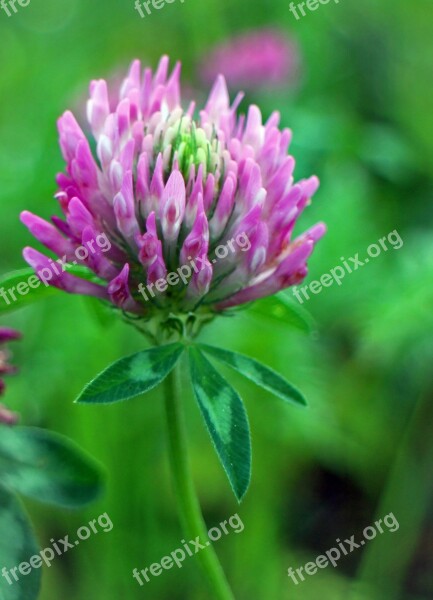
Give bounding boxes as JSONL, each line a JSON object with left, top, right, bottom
{"left": 199, "top": 29, "right": 300, "bottom": 90}
{"left": 0, "top": 328, "right": 21, "bottom": 425}
{"left": 21, "top": 56, "right": 324, "bottom": 327}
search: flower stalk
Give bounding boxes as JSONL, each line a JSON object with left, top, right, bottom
{"left": 163, "top": 359, "right": 235, "bottom": 600}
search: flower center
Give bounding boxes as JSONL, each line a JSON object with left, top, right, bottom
{"left": 153, "top": 112, "right": 225, "bottom": 181}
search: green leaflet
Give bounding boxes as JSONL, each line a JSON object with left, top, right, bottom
{"left": 76, "top": 342, "right": 185, "bottom": 404}
{"left": 0, "top": 486, "right": 41, "bottom": 600}
{"left": 188, "top": 346, "right": 251, "bottom": 502}
{"left": 199, "top": 344, "right": 307, "bottom": 407}
{"left": 0, "top": 269, "right": 59, "bottom": 315}
{"left": 249, "top": 292, "right": 316, "bottom": 334}
{"left": 0, "top": 427, "right": 103, "bottom": 508}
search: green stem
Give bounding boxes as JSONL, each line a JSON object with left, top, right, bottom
{"left": 351, "top": 388, "right": 433, "bottom": 599}
{"left": 163, "top": 360, "right": 235, "bottom": 600}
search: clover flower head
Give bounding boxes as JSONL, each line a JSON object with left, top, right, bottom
{"left": 21, "top": 56, "right": 325, "bottom": 336}
{"left": 199, "top": 29, "right": 300, "bottom": 89}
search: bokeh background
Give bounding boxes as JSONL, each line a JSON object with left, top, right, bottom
{"left": 1, "top": 0, "right": 433, "bottom": 598}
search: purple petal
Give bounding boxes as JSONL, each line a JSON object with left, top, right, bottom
{"left": 23, "top": 247, "right": 108, "bottom": 299}
{"left": 160, "top": 170, "right": 186, "bottom": 242}
{"left": 20, "top": 211, "right": 75, "bottom": 258}
{"left": 0, "top": 329, "right": 21, "bottom": 344}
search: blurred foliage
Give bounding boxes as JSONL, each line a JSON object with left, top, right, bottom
{"left": 1, "top": 0, "right": 433, "bottom": 598}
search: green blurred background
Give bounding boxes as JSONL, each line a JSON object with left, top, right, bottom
{"left": 1, "top": 0, "right": 433, "bottom": 598}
